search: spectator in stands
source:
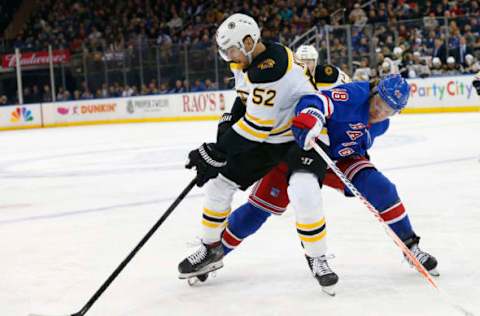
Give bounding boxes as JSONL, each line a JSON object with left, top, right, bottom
{"left": 453, "top": 36, "right": 473, "bottom": 66}
{"left": 159, "top": 82, "right": 170, "bottom": 94}
{"left": 445, "top": 56, "right": 461, "bottom": 75}
{"left": 205, "top": 78, "right": 217, "bottom": 90}
{"left": 349, "top": 3, "right": 367, "bottom": 28}
{"left": 432, "top": 38, "right": 447, "bottom": 64}
{"left": 170, "top": 80, "right": 185, "bottom": 94}
{"left": 42, "top": 85, "right": 52, "bottom": 102}
{"left": 352, "top": 57, "right": 372, "bottom": 81}
{"left": 0, "top": 95, "right": 9, "bottom": 106}
{"left": 463, "top": 54, "right": 480, "bottom": 73}
{"left": 81, "top": 89, "right": 94, "bottom": 99}
{"left": 431, "top": 57, "right": 444, "bottom": 76}
{"left": 191, "top": 79, "right": 206, "bottom": 92}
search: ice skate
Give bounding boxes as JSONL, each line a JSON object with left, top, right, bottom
{"left": 404, "top": 235, "right": 439, "bottom": 277}
{"left": 306, "top": 254, "right": 339, "bottom": 296}
{"left": 178, "top": 241, "right": 224, "bottom": 284}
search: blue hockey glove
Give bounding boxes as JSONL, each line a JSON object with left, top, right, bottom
{"left": 292, "top": 107, "right": 325, "bottom": 150}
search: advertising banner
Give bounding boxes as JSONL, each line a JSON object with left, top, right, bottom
{"left": 42, "top": 98, "right": 124, "bottom": 126}
{"left": 0, "top": 105, "right": 42, "bottom": 130}
{"left": 406, "top": 75, "right": 479, "bottom": 112}
{"left": 124, "top": 91, "right": 235, "bottom": 119}
{"left": 2, "top": 49, "right": 71, "bottom": 69}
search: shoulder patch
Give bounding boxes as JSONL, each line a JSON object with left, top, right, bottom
{"left": 315, "top": 64, "right": 340, "bottom": 84}
{"left": 247, "top": 43, "right": 291, "bottom": 84}
{"left": 257, "top": 58, "right": 276, "bottom": 70}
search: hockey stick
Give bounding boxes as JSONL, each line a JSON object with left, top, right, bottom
{"left": 310, "top": 140, "right": 475, "bottom": 316}
{"left": 29, "top": 177, "right": 198, "bottom": 316}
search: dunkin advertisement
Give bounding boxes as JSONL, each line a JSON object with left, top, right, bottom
{"left": 42, "top": 98, "right": 122, "bottom": 126}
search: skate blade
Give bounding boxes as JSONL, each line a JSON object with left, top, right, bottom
{"left": 179, "top": 261, "right": 223, "bottom": 280}
{"left": 321, "top": 285, "right": 336, "bottom": 296}
{"left": 429, "top": 268, "right": 440, "bottom": 277}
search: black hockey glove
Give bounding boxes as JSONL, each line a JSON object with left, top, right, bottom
{"left": 186, "top": 143, "right": 227, "bottom": 187}
{"left": 473, "top": 79, "right": 480, "bottom": 96}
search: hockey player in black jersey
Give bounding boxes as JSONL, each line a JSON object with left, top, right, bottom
{"left": 178, "top": 13, "right": 335, "bottom": 290}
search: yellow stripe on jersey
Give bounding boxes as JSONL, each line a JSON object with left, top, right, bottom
{"left": 230, "top": 63, "right": 243, "bottom": 71}
{"left": 271, "top": 120, "right": 292, "bottom": 134}
{"left": 296, "top": 217, "right": 326, "bottom": 230}
{"left": 245, "top": 112, "right": 275, "bottom": 126}
{"left": 203, "top": 207, "right": 231, "bottom": 218}
{"left": 316, "top": 82, "right": 334, "bottom": 88}
{"left": 299, "top": 230, "right": 327, "bottom": 243}
{"left": 235, "top": 119, "right": 270, "bottom": 140}
{"left": 286, "top": 47, "right": 293, "bottom": 72}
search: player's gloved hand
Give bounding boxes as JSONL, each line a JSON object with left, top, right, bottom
{"left": 292, "top": 107, "right": 325, "bottom": 150}
{"left": 473, "top": 78, "right": 480, "bottom": 96}
{"left": 186, "top": 143, "right": 227, "bottom": 187}
{"left": 216, "top": 112, "right": 234, "bottom": 140}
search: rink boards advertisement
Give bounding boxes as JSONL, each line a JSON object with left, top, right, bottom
{"left": 0, "top": 75, "right": 478, "bottom": 131}
{"left": 405, "top": 75, "right": 480, "bottom": 113}
{"left": 0, "top": 105, "right": 42, "bottom": 130}
{"left": 41, "top": 91, "right": 235, "bottom": 128}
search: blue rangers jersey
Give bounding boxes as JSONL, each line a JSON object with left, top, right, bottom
{"left": 297, "top": 81, "right": 389, "bottom": 159}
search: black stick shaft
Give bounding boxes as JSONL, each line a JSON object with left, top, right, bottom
{"left": 72, "top": 178, "right": 197, "bottom": 316}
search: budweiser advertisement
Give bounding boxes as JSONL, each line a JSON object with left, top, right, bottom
{"left": 2, "top": 49, "right": 71, "bottom": 68}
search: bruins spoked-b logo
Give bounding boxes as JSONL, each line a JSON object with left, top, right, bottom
{"left": 324, "top": 65, "right": 333, "bottom": 76}
{"left": 258, "top": 58, "right": 276, "bottom": 70}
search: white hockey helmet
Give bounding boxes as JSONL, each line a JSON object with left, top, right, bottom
{"left": 295, "top": 45, "right": 319, "bottom": 64}
{"left": 216, "top": 13, "right": 260, "bottom": 62}
{"left": 432, "top": 57, "right": 441, "bottom": 66}
{"left": 447, "top": 56, "right": 455, "bottom": 64}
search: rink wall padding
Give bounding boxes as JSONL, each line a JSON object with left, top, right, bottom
{"left": 1, "top": 75, "right": 479, "bottom": 131}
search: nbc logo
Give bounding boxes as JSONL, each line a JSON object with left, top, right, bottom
{"left": 10, "top": 107, "right": 34, "bottom": 122}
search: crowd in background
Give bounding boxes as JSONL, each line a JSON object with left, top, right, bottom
{"left": 1, "top": 0, "right": 480, "bottom": 105}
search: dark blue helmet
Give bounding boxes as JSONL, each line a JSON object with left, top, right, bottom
{"left": 377, "top": 74, "right": 410, "bottom": 112}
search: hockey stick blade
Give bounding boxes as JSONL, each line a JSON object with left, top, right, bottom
{"left": 28, "top": 314, "right": 74, "bottom": 316}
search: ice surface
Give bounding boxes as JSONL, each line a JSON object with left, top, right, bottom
{"left": 1, "top": 113, "right": 479, "bottom": 316}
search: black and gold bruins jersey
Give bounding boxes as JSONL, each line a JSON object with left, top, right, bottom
{"left": 314, "top": 64, "right": 352, "bottom": 89}
{"left": 228, "top": 42, "right": 316, "bottom": 144}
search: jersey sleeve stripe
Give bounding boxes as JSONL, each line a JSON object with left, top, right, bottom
{"left": 318, "top": 93, "right": 334, "bottom": 117}
{"left": 234, "top": 119, "right": 270, "bottom": 140}
{"left": 245, "top": 112, "right": 275, "bottom": 126}
{"left": 243, "top": 116, "right": 273, "bottom": 131}
{"left": 270, "top": 119, "right": 292, "bottom": 134}
{"left": 286, "top": 47, "right": 293, "bottom": 72}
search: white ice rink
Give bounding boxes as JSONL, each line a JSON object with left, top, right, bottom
{"left": 1, "top": 113, "right": 479, "bottom": 316}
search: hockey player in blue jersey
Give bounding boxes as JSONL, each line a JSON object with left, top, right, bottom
{"left": 201, "top": 74, "right": 438, "bottom": 288}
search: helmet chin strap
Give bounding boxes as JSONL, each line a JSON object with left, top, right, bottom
{"left": 241, "top": 41, "right": 258, "bottom": 64}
